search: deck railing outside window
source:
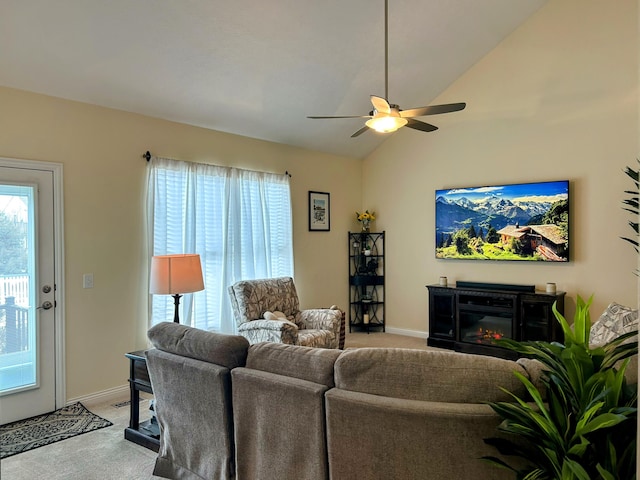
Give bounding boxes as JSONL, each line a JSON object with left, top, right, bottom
{"left": 0, "top": 275, "right": 30, "bottom": 353}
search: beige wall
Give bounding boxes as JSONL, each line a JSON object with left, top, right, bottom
{"left": 0, "top": 87, "right": 361, "bottom": 399}
{"left": 364, "top": 0, "right": 639, "bottom": 332}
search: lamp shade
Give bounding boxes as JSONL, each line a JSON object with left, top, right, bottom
{"left": 149, "top": 254, "right": 204, "bottom": 295}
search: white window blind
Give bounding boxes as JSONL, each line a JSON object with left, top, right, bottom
{"left": 147, "top": 156, "right": 293, "bottom": 332}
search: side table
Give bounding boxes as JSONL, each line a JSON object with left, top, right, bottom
{"left": 124, "top": 350, "right": 160, "bottom": 452}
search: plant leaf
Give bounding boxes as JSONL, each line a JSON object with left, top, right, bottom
{"left": 575, "top": 412, "right": 626, "bottom": 438}
{"left": 553, "top": 302, "right": 576, "bottom": 345}
{"left": 563, "top": 458, "right": 591, "bottom": 480}
{"left": 595, "top": 464, "right": 616, "bottom": 480}
{"left": 480, "top": 456, "right": 518, "bottom": 472}
{"left": 624, "top": 164, "right": 639, "bottom": 182}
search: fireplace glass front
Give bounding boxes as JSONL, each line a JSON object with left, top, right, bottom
{"left": 458, "top": 311, "right": 513, "bottom": 345}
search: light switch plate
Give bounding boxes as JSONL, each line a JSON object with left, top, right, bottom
{"left": 83, "top": 273, "right": 94, "bottom": 289}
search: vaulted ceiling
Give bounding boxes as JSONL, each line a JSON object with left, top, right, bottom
{"left": 0, "top": 0, "right": 547, "bottom": 159}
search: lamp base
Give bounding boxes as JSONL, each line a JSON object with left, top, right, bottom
{"left": 172, "top": 294, "right": 182, "bottom": 323}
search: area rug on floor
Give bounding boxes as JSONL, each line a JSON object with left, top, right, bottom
{"left": 0, "top": 402, "right": 113, "bottom": 459}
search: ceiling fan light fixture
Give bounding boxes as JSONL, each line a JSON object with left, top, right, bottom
{"left": 365, "top": 114, "right": 408, "bottom": 133}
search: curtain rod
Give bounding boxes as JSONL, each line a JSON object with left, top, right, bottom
{"left": 143, "top": 151, "right": 291, "bottom": 177}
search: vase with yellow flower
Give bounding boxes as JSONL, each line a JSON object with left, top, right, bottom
{"left": 356, "top": 210, "right": 376, "bottom": 233}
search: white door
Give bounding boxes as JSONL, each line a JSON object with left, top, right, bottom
{"left": 0, "top": 159, "right": 64, "bottom": 424}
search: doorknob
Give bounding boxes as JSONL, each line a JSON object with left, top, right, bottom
{"left": 38, "top": 301, "right": 53, "bottom": 310}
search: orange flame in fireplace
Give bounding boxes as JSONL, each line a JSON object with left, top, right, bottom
{"left": 476, "top": 328, "right": 504, "bottom": 343}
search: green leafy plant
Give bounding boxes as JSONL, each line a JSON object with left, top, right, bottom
{"left": 622, "top": 160, "right": 639, "bottom": 260}
{"left": 483, "top": 295, "right": 638, "bottom": 479}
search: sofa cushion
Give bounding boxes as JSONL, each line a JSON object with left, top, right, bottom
{"left": 590, "top": 302, "right": 638, "bottom": 346}
{"left": 325, "top": 388, "right": 513, "bottom": 480}
{"left": 245, "top": 342, "right": 341, "bottom": 387}
{"left": 232, "top": 368, "right": 331, "bottom": 480}
{"left": 148, "top": 321, "right": 249, "bottom": 369}
{"left": 334, "top": 348, "right": 528, "bottom": 403}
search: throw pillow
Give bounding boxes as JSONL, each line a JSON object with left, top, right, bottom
{"left": 264, "top": 310, "right": 288, "bottom": 321}
{"left": 589, "top": 302, "right": 638, "bottom": 346}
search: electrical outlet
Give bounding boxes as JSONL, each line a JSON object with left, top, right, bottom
{"left": 83, "top": 273, "right": 94, "bottom": 289}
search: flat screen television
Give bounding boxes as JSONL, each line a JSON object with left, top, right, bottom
{"left": 435, "top": 180, "right": 569, "bottom": 262}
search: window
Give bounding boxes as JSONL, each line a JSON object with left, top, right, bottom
{"left": 147, "top": 157, "right": 293, "bottom": 332}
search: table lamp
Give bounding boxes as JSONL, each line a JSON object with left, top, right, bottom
{"left": 150, "top": 254, "right": 204, "bottom": 323}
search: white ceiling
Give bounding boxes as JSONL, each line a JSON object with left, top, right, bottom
{"left": 0, "top": 0, "right": 547, "bottom": 159}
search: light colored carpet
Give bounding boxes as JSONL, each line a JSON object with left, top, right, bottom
{"left": 0, "top": 394, "right": 161, "bottom": 480}
{"left": 0, "top": 333, "right": 427, "bottom": 479}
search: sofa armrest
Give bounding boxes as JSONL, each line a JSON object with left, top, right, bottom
{"left": 237, "top": 319, "right": 299, "bottom": 345}
{"left": 300, "top": 309, "right": 342, "bottom": 335}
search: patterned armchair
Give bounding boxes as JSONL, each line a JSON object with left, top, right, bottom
{"left": 228, "top": 276, "right": 342, "bottom": 348}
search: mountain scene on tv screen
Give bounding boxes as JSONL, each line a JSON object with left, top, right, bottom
{"left": 435, "top": 181, "right": 569, "bottom": 261}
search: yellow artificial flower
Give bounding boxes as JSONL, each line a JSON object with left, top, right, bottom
{"left": 356, "top": 210, "right": 376, "bottom": 222}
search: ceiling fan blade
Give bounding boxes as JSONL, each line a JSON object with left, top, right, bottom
{"left": 307, "top": 115, "right": 371, "bottom": 119}
{"left": 351, "top": 126, "right": 370, "bottom": 138}
{"left": 406, "top": 118, "right": 439, "bottom": 132}
{"left": 370, "top": 95, "right": 391, "bottom": 114}
{"left": 400, "top": 102, "right": 466, "bottom": 118}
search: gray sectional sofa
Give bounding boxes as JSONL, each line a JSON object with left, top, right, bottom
{"left": 146, "top": 321, "right": 533, "bottom": 480}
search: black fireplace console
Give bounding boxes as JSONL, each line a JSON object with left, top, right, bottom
{"left": 426, "top": 283, "right": 565, "bottom": 359}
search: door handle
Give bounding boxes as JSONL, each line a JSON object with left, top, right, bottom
{"left": 38, "top": 301, "right": 53, "bottom": 310}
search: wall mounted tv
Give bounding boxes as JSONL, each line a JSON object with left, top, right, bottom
{"left": 435, "top": 180, "right": 569, "bottom": 262}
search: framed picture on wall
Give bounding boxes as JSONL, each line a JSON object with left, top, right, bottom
{"left": 309, "top": 191, "right": 330, "bottom": 231}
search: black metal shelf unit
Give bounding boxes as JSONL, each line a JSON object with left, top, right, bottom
{"left": 349, "top": 231, "right": 385, "bottom": 333}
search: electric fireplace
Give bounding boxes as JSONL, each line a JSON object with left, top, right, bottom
{"left": 427, "top": 282, "right": 565, "bottom": 359}
{"left": 456, "top": 291, "right": 517, "bottom": 356}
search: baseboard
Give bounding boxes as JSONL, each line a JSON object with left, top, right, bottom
{"left": 385, "top": 326, "right": 428, "bottom": 339}
{"left": 66, "top": 384, "right": 130, "bottom": 408}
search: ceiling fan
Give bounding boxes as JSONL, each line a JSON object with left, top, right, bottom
{"left": 307, "top": 0, "right": 466, "bottom": 138}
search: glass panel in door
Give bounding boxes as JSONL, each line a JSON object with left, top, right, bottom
{"left": 0, "top": 185, "right": 37, "bottom": 394}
